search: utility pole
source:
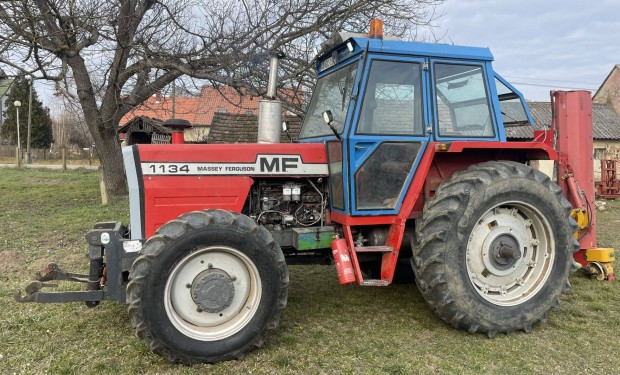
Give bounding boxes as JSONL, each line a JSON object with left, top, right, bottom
{"left": 171, "top": 80, "right": 176, "bottom": 119}
{"left": 26, "top": 77, "right": 33, "bottom": 164}
{"left": 14, "top": 100, "right": 21, "bottom": 166}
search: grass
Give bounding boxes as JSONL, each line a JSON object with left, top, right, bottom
{"left": 1, "top": 167, "right": 619, "bottom": 374}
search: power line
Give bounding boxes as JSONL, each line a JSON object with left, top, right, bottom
{"left": 503, "top": 76, "right": 601, "bottom": 85}
{"left": 510, "top": 81, "right": 597, "bottom": 91}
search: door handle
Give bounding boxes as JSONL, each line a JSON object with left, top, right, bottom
{"left": 355, "top": 145, "right": 368, "bottom": 150}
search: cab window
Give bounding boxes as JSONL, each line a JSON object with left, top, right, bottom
{"left": 435, "top": 63, "right": 495, "bottom": 137}
{"left": 495, "top": 77, "right": 530, "bottom": 126}
{"left": 356, "top": 60, "right": 424, "bottom": 136}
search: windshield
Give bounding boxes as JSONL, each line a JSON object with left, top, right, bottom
{"left": 300, "top": 61, "right": 359, "bottom": 138}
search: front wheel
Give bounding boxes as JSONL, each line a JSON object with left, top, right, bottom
{"left": 412, "top": 161, "right": 578, "bottom": 336}
{"left": 126, "top": 210, "right": 288, "bottom": 364}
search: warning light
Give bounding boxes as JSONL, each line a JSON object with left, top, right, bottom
{"left": 369, "top": 19, "right": 383, "bottom": 39}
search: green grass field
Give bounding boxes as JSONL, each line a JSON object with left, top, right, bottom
{"left": 1, "top": 168, "right": 619, "bottom": 374}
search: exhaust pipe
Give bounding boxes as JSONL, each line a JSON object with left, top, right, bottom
{"left": 258, "top": 51, "right": 285, "bottom": 144}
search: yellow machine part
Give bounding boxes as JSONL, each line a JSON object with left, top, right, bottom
{"left": 584, "top": 248, "right": 616, "bottom": 281}
{"left": 585, "top": 248, "right": 616, "bottom": 263}
{"left": 570, "top": 209, "right": 589, "bottom": 236}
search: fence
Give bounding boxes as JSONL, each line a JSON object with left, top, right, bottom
{"left": 0, "top": 145, "right": 97, "bottom": 164}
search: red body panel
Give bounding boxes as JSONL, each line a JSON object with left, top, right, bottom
{"left": 142, "top": 176, "right": 253, "bottom": 237}
{"left": 446, "top": 140, "right": 557, "bottom": 158}
{"left": 137, "top": 143, "right": 328, "bottom": 164}
{"left": 136, "top": 142, "right": 328, "bottom": 237}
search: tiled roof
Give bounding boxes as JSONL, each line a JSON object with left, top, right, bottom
{"left": 505, "top": 102, "right": 620, "bottom": 140}
{"left": 120, "top": 86, "right": 264, "bottom": 127}
{"left": 208, "top": 113, "right": 302, "bottom": 144}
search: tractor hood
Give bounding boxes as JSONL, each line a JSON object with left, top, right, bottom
{"left": 122, "top": 143, "right": 328, "bottom": 239}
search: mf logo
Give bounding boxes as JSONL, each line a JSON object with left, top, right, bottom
{"left": 258, "top": 156, "right": 299, "bottom": 172}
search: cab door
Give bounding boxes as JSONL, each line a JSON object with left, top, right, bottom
{"left": 347, "top": 56, "right": 431, "bottom": 215}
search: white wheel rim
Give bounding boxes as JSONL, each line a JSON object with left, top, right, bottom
{"left": 164, "top": 246, "right": 262, "bottom": 341}
{"left": 466, "top": 202, "right": 555, "bottom": 306}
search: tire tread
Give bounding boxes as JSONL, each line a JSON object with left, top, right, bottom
{"left": 126, "top": 209, "right": 288, "bottom": 364}
{"left": 412, "top": 161, "right": 578, "bottom": 336}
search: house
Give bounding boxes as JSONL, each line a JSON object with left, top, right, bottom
{"left": 593, "top": 65, "right": 620, "bottom": 114}
{"left": 505, "top": 101, "right": 620, "bottom": 181}
{"left": 120, "top": 86, "right": 265, "bottom": 142}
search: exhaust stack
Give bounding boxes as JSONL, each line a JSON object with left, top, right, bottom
{"left": 258, "top": 52, "right": 285, "bottom": 144}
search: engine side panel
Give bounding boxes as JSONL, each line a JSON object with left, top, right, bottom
{"left": 125, "top": 143, "right": 329, "bottom": 239}
{"left": 143, "top": 176, "right": 253, "bottom": 237}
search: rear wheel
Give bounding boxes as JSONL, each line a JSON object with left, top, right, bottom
{"left": 412, "top": 161, "right": 578, "bottom": 336}
{"left": 127, "top": 210, "right": 288, "bottom": 364}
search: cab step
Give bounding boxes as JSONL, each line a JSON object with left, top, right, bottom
{"left": 354, "top": 246, "right": 394, "bottom": 253}
{"left": 360, "top": 279, "right": 390, "bottom": 286}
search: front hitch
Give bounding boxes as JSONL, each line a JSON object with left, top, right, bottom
{"left": 14, "top": 262, "right": 96, "bottom": 304}
{"left": 15, "top": 222, "right": 139, "bottom": 306}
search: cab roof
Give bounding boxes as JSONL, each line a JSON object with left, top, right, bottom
{"left": 322, "top": 34, "right": 494, "bottom": 62}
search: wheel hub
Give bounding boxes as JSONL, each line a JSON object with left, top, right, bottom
{"left": 489, "top": 234, "right": 521, "bottom": 270}
{"left": 467, "top": 203, "right": 555, "bottom": 306}
{"left": 191, "top": 269, "right": 235, "bottom": 313}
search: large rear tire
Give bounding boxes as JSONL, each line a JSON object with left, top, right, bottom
{"left": 126, "top": 210, "right": 288, "bottom": 364}
{"left": 412, "top": 161, "right": 578, "bottom": 336}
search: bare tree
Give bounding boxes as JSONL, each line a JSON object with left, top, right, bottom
{"left": 0, "top": 0, "right": 443, "bottom": 198}
{"left": 52, "top": 107, "right": 93, "bottom": 151}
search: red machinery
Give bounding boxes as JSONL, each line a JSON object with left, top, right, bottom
{"left": 552, "top": 91, "right": 615, "bottom": 280}
{"left": 599, "top": 159, "right": 620, "bottom": 199}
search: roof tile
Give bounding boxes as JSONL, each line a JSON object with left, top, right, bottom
{"left": 506, "top": 102, "right": 620, "bottom": 140}
{"left": 121, "top": 86, "right": 263, "bottom": 126}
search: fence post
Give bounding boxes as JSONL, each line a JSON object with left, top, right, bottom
{"left": 62, "top": 147, "right": 67, "bottom": 170}
{"left": 99, "top": 169, "right": 109, "bottom": 205}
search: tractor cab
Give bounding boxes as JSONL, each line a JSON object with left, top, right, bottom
{"left": 299, "top": 23, "right": 533, "bottom": 216}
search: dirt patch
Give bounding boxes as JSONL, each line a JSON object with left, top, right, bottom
{"left": 0, "top": 250, "right": 26, "bottom": 274}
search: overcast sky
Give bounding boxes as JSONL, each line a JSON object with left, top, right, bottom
{"left": 437, "top": 0, "right": 620, "bottom": 101}
{"left": 35, "top": 0, "right": 619, "bottom": 107}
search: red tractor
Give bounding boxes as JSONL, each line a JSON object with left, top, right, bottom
{"left": 17, "top": 20, "right": 615, "bottom": 364}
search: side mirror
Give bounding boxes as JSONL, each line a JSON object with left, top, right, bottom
{"left": 322, "top": 110, "right": 333, "bottom": 125}
{"left": 282, "top": 121, "right": 294, "bottom": 143}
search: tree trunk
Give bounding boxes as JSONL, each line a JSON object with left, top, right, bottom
{"left": 67, "top": 55, "right": 128, "bottom": 199}
{"left": 93, "top": 119, "right": 128, "bottom": 197}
